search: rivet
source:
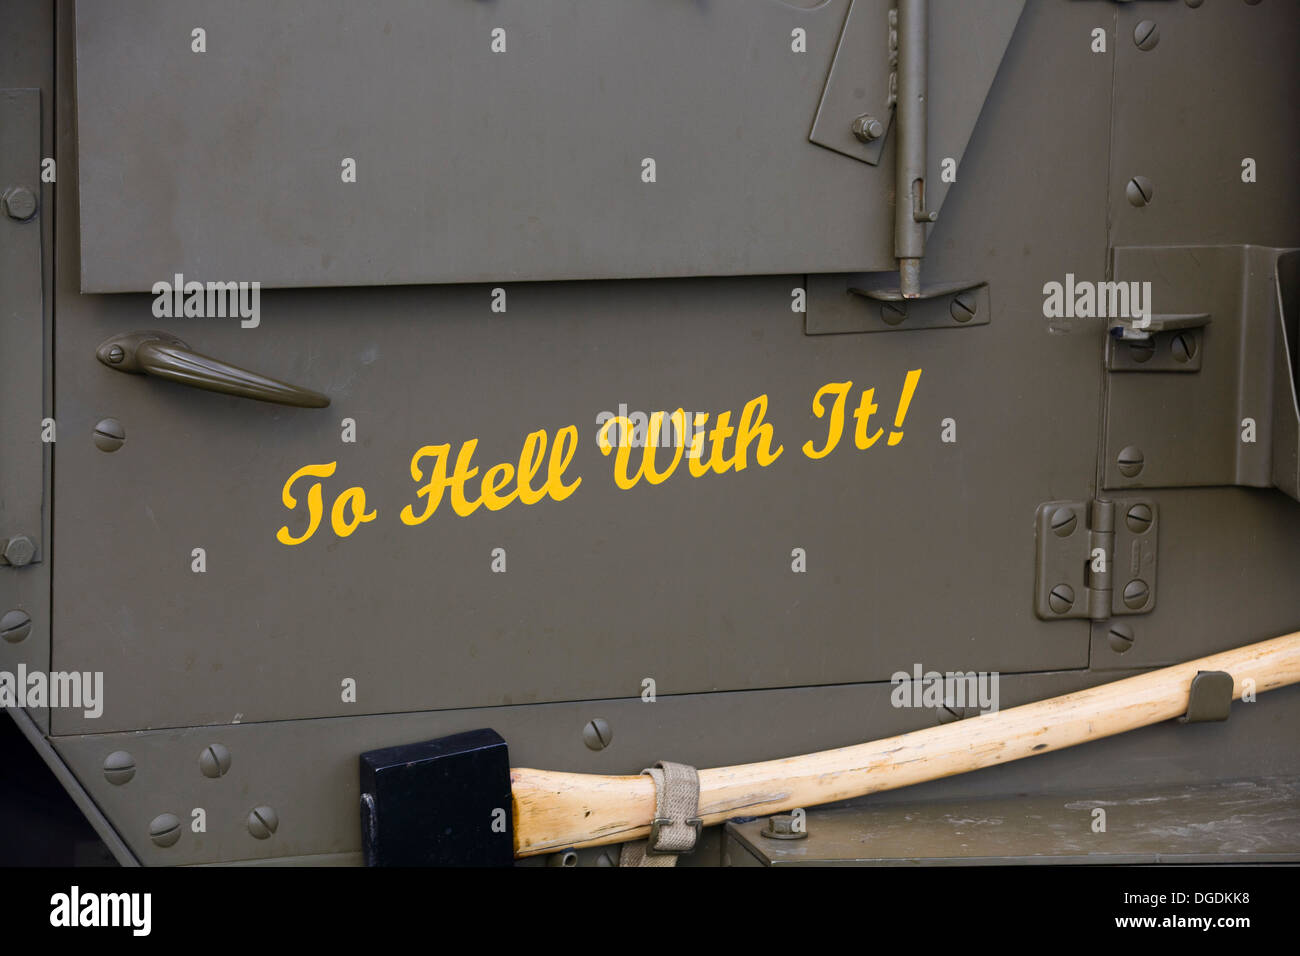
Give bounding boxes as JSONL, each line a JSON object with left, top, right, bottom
{"left": 1, "top": 609, "right": 32, "bottom": 643}
{"left": 1117, "top": 446, "right": 1145, "bottom": 478}
{"left": 1123, "top": 579, "right": 1150, "bottom": 610}
{"left": 950, "top": 292, "right": 978, "bottom": 323}
{"left": 104, "top": 750, "right": 135, "bottom": 786}
{"left": 248, "top": 805, "right": 279, "bottom": 839}
{"left": 1050, "top": 507, "right": 1077, "bottom": 537}
{"left": 93, "top": 418, "right": 125, "bottom": 453}
{"left": 149, "top": 813, "right": 182, "bottom": 847}
{"left": 199, "top": 743, "right": 232, "bottom": 778}
{"left": 1048, "top": 584, "right": 1075, "bottom": 614}
{"left": 582, "top": 718, "right": 612, "bottom": 751}
{"left": 1134, "top": 20, "right": 1159, "bottom": 51}
{"left": 1126, "top": 176, "right": 1153, "bottom": 207}
{"left": 1108, "top": 623, "right": 1135, "bottom": 654}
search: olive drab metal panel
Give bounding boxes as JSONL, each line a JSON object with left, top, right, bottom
{"left": 71, "top": 0, "right": 1021, "bottom": 292}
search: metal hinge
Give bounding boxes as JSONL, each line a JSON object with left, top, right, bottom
{"left": 1034, "top": 498, "right": 1157, "bottom": 622}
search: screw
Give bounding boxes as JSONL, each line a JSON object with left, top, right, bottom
{"left": 1050, "top": 507, "right": 1077, "bottom": 537}
{"left": 2, "top": 186, "right": 37, "bottom": 221}
{"left": 1117, "top": 446, "right": 1145, "bottom": 478}
{"left": 1128, "top": 339, "right": 1155, "bottom": 363}
{"left": 1171, "top": 332, "right": 1196, "bottom": 363}
{"left": 149, "top": 813, "right": 182, "bottom": 848}
{"left": 106, "top": 345, "right": 125, "bottom": 364}
{"left": 3, "top": 535, "right": 36, "bottom": 567}
{"left": 880, "top": 301, "right": 907, "bottom": 326}
{"left": 582, "top": 718, "right": 612, "bottom": 751}
{"left": 761, "top": 813, "right": 808, "bottom": 840}
{"left": 851, "top": 114, "right": 885, "bottom": 143}
{"left": 1126, "top": 176, "right": 1153, "bottom": 207}
{"left": 1123, "top": 579, "right": 1150, "bottom": 610}
{"left": 937, "top": 704, "right": 967, "bottom": 724}
{"left": 104, "top": 751, "right": 136, "bottom": 785}
{"left": 1, "top": 609, "right": 32, "bottom": 643}
{"left": 248, "top": 806, "right": 279, "bottom": 839}
{"left": 93, "top": 418, "right": 125, "bottom": 453}
{"left": 1048, "top": 584, "right": 1075, "bottom": 614}
{"left": 1134, "top": 20, "right": 1159, "bottom": 51}
{"left": 1125, "top": 503, "right": 1153, "bottom": 533}
{"left": 1108, "top": 622, "right": 1135, "bottom": 654}
{"left": 950, "top": 293, "right": 978, "bottom": 323}
{"left": 199, "top": 743, "right": 232, "bottom": 778}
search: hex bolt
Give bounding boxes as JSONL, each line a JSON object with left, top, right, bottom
{"left": 93, "top": 418, "right": 125, "bottom": 453}
{"left": 2, "top": 185, "right": 37, "bottom": 221}
{"left": 1134, "top": 20, "right": 1159, "bottom": 51}
{"left": 104, "top": 751, "right": 136, "bottom": 785}
{"left": 851, "top": 114, "right": 885, "bottom": 143}
{"left": 1108, "top": 622, "right": 1135, "bottom": 654}
{"left": 149, "top": 813, "right": 182, "bottom": 848}
{"left": 3, "top": 535, "right": 36, "bottom": 567}
{"left": 1123, "top": 579, "right": 1150, "bottom": 610}
{"left": 1128, "top": 339, "right": 1155, "bottom": 363}
{"left": 761, "top": 813, "right": 808, "bottom": 840}
{"left": 1117, "top": 446, "right": 1145, "bottom": 478}
{"left": 1126, "top": 176, "right": 1153, "bottom": 207}
{"left": 1171, "top": 332, "right": 1196, "bottom": 363}
{"left": 248, "top": 805, "right": 279, "bottom": 839}
{"left": 199, "top": 743, "right": 232, "bottom": 778}
{"left": 880, "top": 301, "right": 908, "bottom": 326}
{"left": 950, "top": 293, "right": 978, "bottom": 323}
{"left": 1125, "top": 503, "right": 1153, "bottom": 533}
{"left": 1050, "top": 507, "right": 1077, "bottom": 537}
{"left": 1048, "top": 584, "right": 1075, "bottom": 614}
{"left": 1, "top": 609, "right": 32, "bottom": 644}
{"left": 582, "top": 718, "right": 612, "bottom": 751}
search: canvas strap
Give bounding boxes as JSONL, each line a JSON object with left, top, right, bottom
{"left": 618, "top": 761, "right": 701, "bottom": 867}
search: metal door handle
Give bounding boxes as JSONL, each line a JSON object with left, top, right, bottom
{"left": 96, "top": 330, "right": 330, "bottom": 408}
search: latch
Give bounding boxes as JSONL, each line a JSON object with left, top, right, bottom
{"left": 1034, "top": 498, "right": 1158, "bottom": 622}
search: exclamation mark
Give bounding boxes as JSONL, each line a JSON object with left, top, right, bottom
{"left": 887, "top": 369, "right": 922, "bottom": 446}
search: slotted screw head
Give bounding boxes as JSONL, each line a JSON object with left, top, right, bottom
{"left": 150, "top": 813, "right": 182, "bottom": 847}
{"left": 1128, "top": 339, "right": 1155, "bottom": 363}
{"left": 1134, "top": 20, "right": 1159, "bottom": 50}
{"left": 93, "top": 418, "right": 125, "bottom": 452}
{"left": 1172, "top": 333, "right": 1197, "bottom": 363}
{"left": 1126, "top": 176, "right": 1154, "bottom": 207}
{"left": 1, "top": 609, "right": 32, "bottom": 643}
{"left": 950, "top": 293, "right": 978, "bottom": 323}
{"left": 248, "top": 806, "right": 279, "bottom": 839}
{"left": 880, "top": 301, "right": 907, "bottom": 326}
{"left": 1123, "top": 579, "right": 1150, "bottom": 610}
{"left": 1050, "top": 507, "right": 1077, "bottom": 537}
{"left": 1117, "top": 446, "right": 1145, "bottom": 477}
{"left": 582, "top": 718, "right": 612, "bottom": 751}
{"left": 199, "top": 743, "right": 232, "bottom": 778}
{"left": 104, "top": 751, "right": 135, "bottom": 785}
{"left": 1108, "top": 623, "right": 1135, "bottom": 653}
{"left": 1125, "top": 503, "right": 1153, "bottom": 533}
{"left": 1049, "top": 584, "right": 1075, "bottom": 614}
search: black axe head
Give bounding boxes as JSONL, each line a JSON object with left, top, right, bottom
{"left": 360, "top": 728, "right": 514, "bottom": 866}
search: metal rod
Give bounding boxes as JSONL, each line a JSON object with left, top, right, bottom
{"left": 895, "top": 0, "right": 929, "bottom": 297}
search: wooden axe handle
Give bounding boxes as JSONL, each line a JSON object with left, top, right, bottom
{"left": 510, "top": 631, "right": 1300, "bottom": 857}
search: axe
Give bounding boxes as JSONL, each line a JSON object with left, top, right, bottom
{"left": 360, "top": 631, "right": 1300, "bottom": 865}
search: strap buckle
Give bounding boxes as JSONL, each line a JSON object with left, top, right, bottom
{"left": 644, "top": 817, "right": 703, "bottom": 856}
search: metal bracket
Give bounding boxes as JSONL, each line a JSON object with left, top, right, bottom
{"left": 805, "top": 274, "right": 989, "bottom": 334}
{"left": 1034, "top": 498, "right": 1158, "bottom": 622}
{"left": 1179, "top": 671, "right": 1234, "bottom": 724}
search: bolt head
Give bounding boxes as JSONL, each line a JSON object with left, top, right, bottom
{"left": 851, "top": 114, "right": 885, "bottom": 143}
{"left": 2, "top": 186, "right": 37, "bottom": 221}
{"left": 1134, "top": 20, "right": 1160, "bottom": 51}
{"left": 248, "top": 806, "right": 279, "bottom": 839}
{"left": 1126, "top": 176, "right": 1154, "bottom": 207}
{"left": 761, "top": 813, "right": 807, "bottom": 840}
{"left": 149, "top": 813, "right": 182, "bottom": 847}
{"left": 3, "top": 535, "right": 36, "bottom": 567}
{"left": 104, "top": 750, "right": 136, "bottom": 786}
{"left": 1117, "top": 446, "right": 1145, "bottom": 478}
{"left": 582, "top": 718, "right": 612, "bottom": 751}
{"left": 199, "top": 743, "right": 232, "bottom": 778}
{"left": 1108, "top": 623, "right": 1135, "bottom": 654}
{"left": 93, "top": 418, "right": 125, "bottom": 453}
{"left": 1125, "top": 503, "right": 1153, "bottom": 533}
{"left": 1123, "top": 579, "right": 1151, "bottom": 610}
{"left": 1, "top": 609, "right": 32, "bottom": 644}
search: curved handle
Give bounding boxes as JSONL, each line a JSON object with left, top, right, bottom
{"left": 96, "top": 331, "right": 329, "bottom": 408}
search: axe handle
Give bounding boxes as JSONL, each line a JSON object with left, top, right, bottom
{"left": 510, "top": 631, "right": 1300, "bottom": 857}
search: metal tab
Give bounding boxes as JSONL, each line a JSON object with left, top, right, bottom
{"left": 1179, "top": 671, "right": 1234, "bottom": 724}
{"left": 805, "top": 274, "right": 989, "bottom": 334}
